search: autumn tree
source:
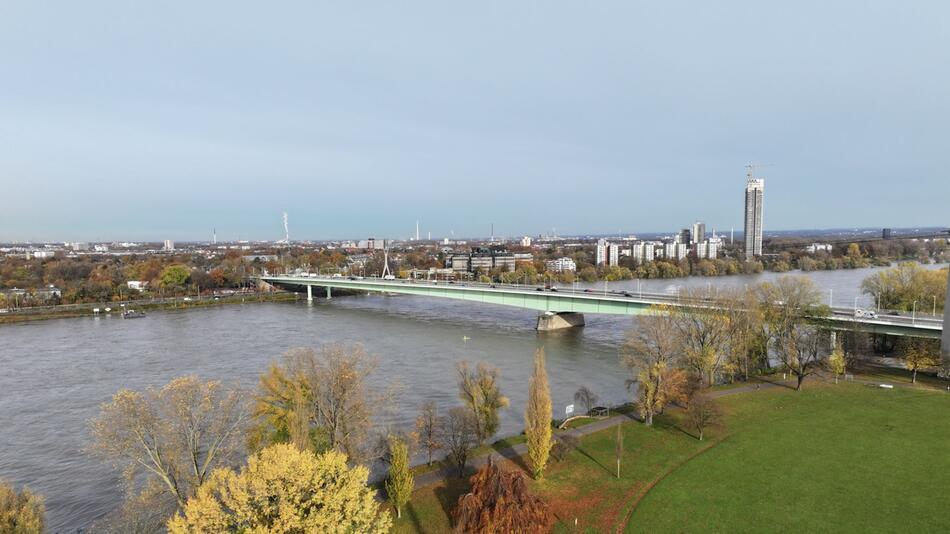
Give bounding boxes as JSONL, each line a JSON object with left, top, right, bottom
{"left": 415, "top": 400, "right": 441, "bottom": 466}
{"left": 453, "top": 457, "right": 554, "bottom": 534}
{"left": 721, "top": 287, "right": 769, "bottom": 380}
{"left": 672, "top": 290, "right": 731, "bottom": 386}
{"left": 827, "top": 344, "right": 847, "bottom": 384}
{"left": 249, "top": 345, "right": 390, "bottom": 463}
{"left": 861, "top": 262, "right": 947, "bottom": 312}
{"left": 385, "top": 435, "right": 414, "bottom": 519}
{"left": 0, "top": 480, "right": 44, "bottom": 534}
{"left": 456, "top": 361, "right": 509, "bottom": 444}
{"left": 622, "top": 307, "right": 688, "bottom": 425}
{"left": 525, "top": 348, "right": 553, "bottom": 479}
{"left": 757, "top": 276, "right": 825, "bottom": 346}
{"left": 685, "top": 393, "right": 720, "bottom": 441}
{"left": 901, "top": 339, "right": 939, "bottom": 384}
{"left": 89, "top": 376, "right": 247, "bottom": 510}
{"left": 441, "top": 407, "right": 479, "bottom": 477}
{"left": 159, "top": 264, "right": 190, "bottom": 289}
{"left": 573, "top": 386, "right": 598, "bottom": 415}
{"left": 167, "top": 444, "right": 391, "bottom": 534}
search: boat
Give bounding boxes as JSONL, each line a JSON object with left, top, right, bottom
{"left": 121, "top": 309, "right": 146, "bottom": 319}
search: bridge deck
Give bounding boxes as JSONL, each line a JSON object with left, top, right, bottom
{"left": 260, "top": 275, "right": 942, "bottom": 339}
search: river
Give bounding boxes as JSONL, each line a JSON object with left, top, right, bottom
{"left": 0, "top": 264, "right": 944, "bottom": 531}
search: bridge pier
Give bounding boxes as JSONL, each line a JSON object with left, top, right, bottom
{"left": 326, "top": 287, "right": 332, "bottom": 300}
{"left": 306, "top": 285, "right": 312, "bottom": 302}
{"left": 537, "top": 312, "right": 585, "bottom": 331}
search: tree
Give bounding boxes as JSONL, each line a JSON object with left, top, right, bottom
{"left": 622, "top": 307, "right": 688, "bottom": 425}
{"left": 456, "top": 361, "right": 509, "bottom": 444}
{"left": 615, "top": 422, "right": 623, "bottom": 478}
{"left": 385, "top": 435, "right": 414, "bottom": 519}
{"left": 573, "top": 386, "right": 599, "bottom": 415}
{"left": 249, "top": 345, "right": 388, "bottom": 462}
{"left": 901, "top": 339, "right": 939, "bottom": 384}
{"left": 827, "top": 344, "right": 847, "bottom": 384}
{"left": 721, "top": 287, "right": 769, "bottom": 380}
{"left": 778, "top": 324, "right": 829, "bottom": 390}
{"left": 167, "top": 444, "right": 391, "bottom": 534}
{"left": 453, "top": 457, "right": 554, "bottom": 534}
{"left": 685, "top": 393, "right": 720, "bottom": 441}
{"left": 861, "top": 262, "right": 947, "bottom": 312}
{"left": 671, "top": 290, "right": 730, "bottom": 386}
{"left": 89, "top": 376, "right": 247, "bottom": 510}
{"left": 0, "top": 480, "right": 44, "bottom": 534}
{"left": 441, "top": 407, "right": 479, "bottom": 477}
{"left": 415, "top": 400, "right": 441, "bottom": 466}
{"left": 159, "top": 264, "right": 190, "bottom": 289}
{"left": 525, "top": 348, "right": 553, "bottom": 479}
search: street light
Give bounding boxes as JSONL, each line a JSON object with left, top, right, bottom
{"left": 854, "top": 296, "right": 859, "bottom": 311}
{"left": 913, "top": 300, "right": 918, "bottom": 325}
{"left": 934, "top": 295, "right": 938, "bottom": 316}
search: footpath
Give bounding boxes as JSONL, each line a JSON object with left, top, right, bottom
{"left": 413, "top": 379, "right": 778, "bottom": 489}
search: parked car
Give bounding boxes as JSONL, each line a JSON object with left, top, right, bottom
{"left": 383, "top": 275, "right": 396, "bottom": 280}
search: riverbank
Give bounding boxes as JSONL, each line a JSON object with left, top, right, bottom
{"left": 0, "top": 291, "right": 298, "bottom": 324}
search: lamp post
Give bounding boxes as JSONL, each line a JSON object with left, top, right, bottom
{"left": 933, "top": 295, "right": 937, "bottom": 316}
{"left": 853, "top": 296, "right": 859, "bottom": 311}
{"left": 913, "top": 300, "right": 917, "bottom": 325}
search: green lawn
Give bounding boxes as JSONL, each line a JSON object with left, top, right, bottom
{"left": 392, "top": 381, "right": 950, "bottom": 533}
{"left": 628, "top": 383, "right": 950, "bottom": 533}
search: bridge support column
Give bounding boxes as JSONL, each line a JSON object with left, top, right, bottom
{"left": 537, "top": 312, "right": 585, "bottom": 331}
{"left": 942, "top": 267, "right": 950, "bottom": 365}
{"left": 306, "top": 285, "right": 312, "bottom": 302}
{"left": 326, "top": 287, "right": 332, "bottom": 300}
{"left": 829, "top": 331, "right": 837, "bottom": 350}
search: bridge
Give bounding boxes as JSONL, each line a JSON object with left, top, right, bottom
{"left": 260, "top": 274, "right": 944, "bottom": 341}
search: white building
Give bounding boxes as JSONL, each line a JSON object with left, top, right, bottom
{"left": 163, "top": 240, "right": 175, "bottom": 251}
{"left": 546, "top": 257, "right": 577, "bottom": 272}
{"left": 632, "top": 242, "right": 656, "bottom": 263}
{"left": 520, "top": 236, "right": 532, "bottom": 247}
{"left": 806, "top": 243, "right": 833, "bottom": 253}
{"left": 595, "top": 239, "right": 619, "bottom": 267}
{"left": 127, "top": 281, "right": 149, "bottom": 291}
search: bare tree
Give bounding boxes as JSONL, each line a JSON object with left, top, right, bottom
{"left": 456, "top": 361, "right": 509, "bottom": 445}
{"left": 685, "top": 393, "right": 720, "bottom": 440}
{"left": 757, "top": 276, "right": 825, "bottom": 349}
{"left": 440, "top": 407, "right": 478, "bottom": 477}
{"left": 415, "top": 400, "right": 441, "bottom": 466}
{"left": 778, "top": 324, "right": 830, "bottom": 390}
{"left": 573, "top": 386, "right": 599, "bottom": 415}
{"left": 89, "top": 375, "right": 247, "bottom": 510}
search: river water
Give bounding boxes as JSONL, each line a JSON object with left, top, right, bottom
{"left": 0, "top": 264, "right": 944, "bottom": 531}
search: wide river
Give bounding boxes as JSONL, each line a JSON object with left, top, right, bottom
{"left": 0, "top": 264, "right": 945, "bottom": 532}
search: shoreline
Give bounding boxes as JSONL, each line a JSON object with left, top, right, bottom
{"left": 0, "top": 291, "right": 298, "bottom": 325}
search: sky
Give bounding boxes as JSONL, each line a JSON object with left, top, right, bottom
{"left": 1, "top": 1, "right": 948, "bottom": 242}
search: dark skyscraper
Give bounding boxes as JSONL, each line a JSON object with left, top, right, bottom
{"left": 744, "top": 172, "right": 764, "bottom": 261}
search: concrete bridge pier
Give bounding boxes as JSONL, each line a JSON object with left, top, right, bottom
{"left": 306, "top": 285, "right": 313, "bottom": 302}
{"left": 326, "top": 287, "right": 332, "bottom": 300}
{"left": 537, "top": 311, "right": 585, "bottom": 331}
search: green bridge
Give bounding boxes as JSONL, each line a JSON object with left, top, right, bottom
{"left": 260, "top": 275, "right": 943, "bottom": 340}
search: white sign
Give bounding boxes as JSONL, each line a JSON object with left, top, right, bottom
{"left": 565, "top": 404, "right": 575, "bottom": 416}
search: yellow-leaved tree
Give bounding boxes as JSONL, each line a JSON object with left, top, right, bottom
{"left": 167, "top": 444, "right": 391, "bottom": 534}
{"left": 0, "top": 480, "right": 44, "bottom": 534}
{"left": 524, "top": 348, "right": 553, "bottom": 479}
{"left": 827, "top": 344, "right": 847, "bottom": 384}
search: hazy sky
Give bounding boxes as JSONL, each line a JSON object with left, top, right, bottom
{"left": 1, "top": 1, "right": 947, "bottom": 242}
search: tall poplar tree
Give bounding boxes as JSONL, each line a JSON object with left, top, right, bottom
{"left": 525, "top": 348, "right": 553, "bottom": 479}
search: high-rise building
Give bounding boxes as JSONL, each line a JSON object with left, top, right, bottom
{"left": 691, "top": 222, "right": 706, "bottom": 245}
{"left": 163, "top": 240, "right": 175, "bottom": 251}
{"left": 744, "top": 174, "right": 765, "bottom": 260}
{"left": 595, "top": 239, "right": 619, "bottom": 267}
{"left": 678, "top": 229, "right": 691, "bottom": 245}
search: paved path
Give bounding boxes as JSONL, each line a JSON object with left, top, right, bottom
{"left": 413, "top": 379, "right": 780, "bottom": 489}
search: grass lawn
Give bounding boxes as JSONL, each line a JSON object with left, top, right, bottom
{"left": 628, "top": 383, "right": 950, "bottom": 533}
{"left": 392, "top": 380, "right": 950, "bottom": 533}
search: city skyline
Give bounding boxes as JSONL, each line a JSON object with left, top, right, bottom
{"left": 3, "top": 2, "right": 949, "bottom": 241}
